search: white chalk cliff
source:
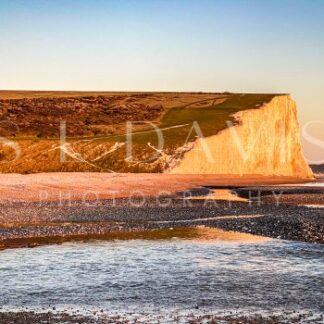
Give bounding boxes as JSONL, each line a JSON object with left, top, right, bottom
{"left": 169, "top": 95, "right": 313, "bottom": 178}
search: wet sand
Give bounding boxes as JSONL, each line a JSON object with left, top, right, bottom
{"left": 0, "top": 173, "right": 312, "bottom": 202}
{"left": 0, "top": 202, "right": 323, "bottom": 250}
{"left": 0, "top": 173, "right": 322, "bottom": 249}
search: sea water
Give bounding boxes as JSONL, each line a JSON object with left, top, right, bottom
{"left": 0, "top": 229, "right": 323, "bottom": 320}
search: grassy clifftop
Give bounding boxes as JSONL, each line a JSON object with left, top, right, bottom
{"left": 0, "top": 91, "right": 278, "bottom": 173}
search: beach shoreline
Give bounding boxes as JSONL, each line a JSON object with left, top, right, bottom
{"left": 0, "top": 310, "right": 322, "bottom": 324}
{"left": 0, "top": 173, "right": 323, "bottom": 250}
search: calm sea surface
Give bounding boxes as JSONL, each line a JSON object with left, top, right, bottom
{"left": 0, "top": 228, "right": 323, "bottom": 320}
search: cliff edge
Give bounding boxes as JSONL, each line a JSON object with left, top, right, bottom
{"left": 169, "top": 95, "right": 313, "bottom": 178}
{"left": 0, "top": 92, "right": 313, "bottom": 177}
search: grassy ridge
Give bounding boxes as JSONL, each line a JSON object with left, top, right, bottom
{"left": 131, "top": 93, "right": 277, "bottom": 148}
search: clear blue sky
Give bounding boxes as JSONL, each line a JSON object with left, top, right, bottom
{"left": 0, "top": 0, "right": 323, "bottom": 161}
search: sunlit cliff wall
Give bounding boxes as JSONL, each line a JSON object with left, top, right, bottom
{"left": 169, "top": 95, "right": 313, "bottom": 178}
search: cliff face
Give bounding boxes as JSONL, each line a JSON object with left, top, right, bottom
{"left": 169, "top": 95, "right": 313, "bottom": 178}
{"left": 0, "top": 92, "right": 313, "bottom": 177}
